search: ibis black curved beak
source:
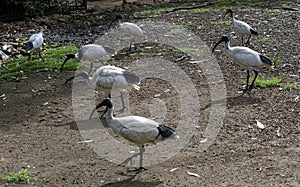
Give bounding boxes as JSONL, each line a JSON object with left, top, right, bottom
{"left": 212, "top": 39, "right": 223, "bottom": 53}
{"left": 212, "top": 35, "right": 229, "bottom": 53}
{"left": 89, "top": 102, "right": 106, "bottom": 120}
{"left": 60, "top": 54, "right": 76, "bottom": 71}
{"left": 107, "top": 18, "right": 118, "bottom": 30}
{"left": 64, "top": 71, "right": 89, "bottom": 84}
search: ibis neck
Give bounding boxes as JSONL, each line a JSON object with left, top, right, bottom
{"left": 117, "top": 19, "right": 122, "bottom": 26}
{"left": 105, "top": 107, "right": 114, "bottom": 123}
{"left": 224, "top": 42, "right": 233, "bottom": 55}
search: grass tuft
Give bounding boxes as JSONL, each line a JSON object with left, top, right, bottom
{"left": 257, "top": 38, "right": 270, "bottom": 43}
{"left": 265, "top": 9, "right": 282, "bottom": 13}
{"left": 246, "top": 76, "right": 299, "bottom": 90}
{"left": 4, "top": 169, "right": 34, "bottom": 184}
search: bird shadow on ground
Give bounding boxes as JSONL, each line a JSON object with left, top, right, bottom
{"left": 100, "top": 174, "right": 163, "bottom": 187}
{"left": 47, "top": 117, "right": 106, "bottom": 130}
{"left": 201, "top": 94, "right": 262, "bottom": 111}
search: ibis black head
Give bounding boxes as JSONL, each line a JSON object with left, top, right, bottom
{"left": 224, "top": 9, "right": 233, "bottom": 18}
{"left": 107, "top": 15, "right": 124, "bottom": 30}
{"left": 39, "top": 20, "right": 52, "bottom": 31}
{"left": 212, "top": 35, "right": 229, "bottom": 53}
{"left": 89, "top": 98, "right": 113, "bottom": 120}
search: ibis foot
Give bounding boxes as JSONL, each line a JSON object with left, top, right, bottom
{"left": 127, "top": 167, "right": 147, "bottom": 174}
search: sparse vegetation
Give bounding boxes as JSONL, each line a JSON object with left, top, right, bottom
{"left": 257, "top": 38, "right": 270, "bottom": 43}
{"left": 186, "top": 8, "right": 209, "bottom": 14}
{"left": 3, "top": 169, "right": 34, "bottom": 184}
{"left": 0, "top": 45, "right": 78, "bottom": 79}
{"left": 246, "top": 76, "right": 299, "bottom": 90}
{"left": 211, "top": 20, "right": 231, "bottom": 25}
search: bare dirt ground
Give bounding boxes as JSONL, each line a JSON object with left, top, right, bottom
{"left": 0, "top": 1, "right": 299, "bottom": 186}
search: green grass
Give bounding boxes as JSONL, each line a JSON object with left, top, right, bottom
{"left": 129, "top": 52, "right": 152, "bottom": 57}
{"left": 211, "top": 20, "right": 232, "bottom": 25}
{"left": 0, "top": 45, "right": 78, "bottom": 79}
{"left": 172, "top": 47, "right": 199, "bottom": 54}
{"left": 3, "top": 169, "right": 34, "bottom": 184}
{"left": 247, "top": 76, "right": 299, "bottom": 90}
{"left": 186, "top": 8, "right": 209, "bottom": 14}
{"left": 138, "top": 6, "right": 175, "bottom": 15}
{"left": 257, "top": 38, "right": 270, "bottom": 43}
{"left": 215, "top": 6, "right": 232, "bottom": 10}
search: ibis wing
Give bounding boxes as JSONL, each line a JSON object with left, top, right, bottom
{"left": 115, "top": 116, "right": 159, "bottom": 144}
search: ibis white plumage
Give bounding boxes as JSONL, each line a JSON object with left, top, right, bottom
{"left": 212, "top": 35, "right": 274, "bottom": 92}
{"left": 65, "top": 65, "right": 140, "bottom": 110}
{"left": 25, "top": 20, "right": 51, "bottom": 62}
{"left": 60, "top": 44, "right": 115, "bottom": 71}
{"left": 89, "top": 98, "right": 179, "bottom": 171}
{"left": 109, "top": 15, "right": 144, "bottom": 51}
{"left": 225, "top": 9, "right": 258, "bottom": 45}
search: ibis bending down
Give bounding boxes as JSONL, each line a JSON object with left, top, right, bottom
{"left": 60, "top": 44, "right": 115, "bottom": 71}
{"left": 225, "top": 9, "right": 258, "bottom": 46}
{"left": 25, "top": 20, "right": 51, "bottom": 62}
{"left": 65, "top": 65, "right": 140, "bottom": 110}
{"left": 109, "top": 15, "right": 144, "bottom": 52}
{"left": 90, "top": 98, "right": 179, "bottom": 171}
{"left": 212, "top": 35, "right": 274, "bottom": 92}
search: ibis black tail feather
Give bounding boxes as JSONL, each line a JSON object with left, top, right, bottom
{"left": 26, "top": 42, "right": 34, "bottom": 51}
{"left": 250, "top": 28, "right": 258, "bottom": 36}
{"left": 259, "top": 54, "right": 273, "bottom": 66}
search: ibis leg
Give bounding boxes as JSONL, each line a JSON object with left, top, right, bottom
{"left": 119, "top": 91, "right": 128, "bottom": 112}
{"left": 245, "top": 35, "right": 251, "bottom": 46}
{"left": 27, "top": 53, "right": 31, "bottom": 63}
{"left": 128, "top": 38, "right": 133, "bottom": 52}
{"left": 246, "top": 70, "right": 250, "bottom": 90}
{"left": 88, "top": 62, "right": 93, "bottom": 75}
{"left": 249, "top": 70, "right": 258, "bottom": 91}
{"left": 39, "top": 50, "right": 44, "bottom": 62}
{"left": 119, "top": 152, "right": 140, "bottom": 167}
{"left": 241, "top": 36, "right": 244, "bottom": 46}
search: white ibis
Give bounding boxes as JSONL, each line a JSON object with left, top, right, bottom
{"left": 225, "top": 9, "right": 258, "bottom": 45}
{"left": 25, "top": 20, "right": 51, "bottom": 62}
{"left": 212, "top": 35, "right": 274, "bottom": 92}
{"left": 90, "top": 98, "right": 179, "bottom": 171}
{"left": 65, "top": 65, "right": 140, "bottom": 110}
{"left": 108, "top": 15, "right": 144, "bottom": 51}
{"left": 60, "top": 44, "right": 115, "bottom": 71}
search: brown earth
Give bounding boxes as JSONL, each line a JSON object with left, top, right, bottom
{"left": 0, "top": 1, "right": 299, "bottom": 186}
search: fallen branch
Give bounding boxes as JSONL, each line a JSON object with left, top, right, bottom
{"left": 165, "top": 2, "right": 213, "bottom": 13}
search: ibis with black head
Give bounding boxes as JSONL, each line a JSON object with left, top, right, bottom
{"left": 225, "top": 9, "right": 258, "bottom": 46}
{"left": 212, "top": 35, "right": 274, "bottom": 92}
{"left": 90, "top": 98, "right": 179, "bottom": 172}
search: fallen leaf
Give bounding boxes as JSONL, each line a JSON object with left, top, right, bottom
{"left": 187, "top": 171, "right": 200, "bottom": 177}
{"left": 200, "top": 138, "right": 207, "bottom": 143}
{"left": 169, "top": 168, "right": 178, "bottom": 172}
{"left": 78, "top": 139, "right": 94, "bottom": 143}
{"left": 256, "top": 120, "right": 265, "bottom": 129}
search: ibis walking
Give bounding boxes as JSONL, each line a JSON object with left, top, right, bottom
{"left": 65, "top": 65, "right": 140, "bottom": 110}
{"left": 60, "top": 44, "right": 115, "bottom": 71}
{"left": 90, "top": 98, "right": 179, "bottom": 171}
{"left": 25, "top": 20, "right": 51, "bottom": 62}
{"left": 109, "top": 15, "right": 144, "bottom": 52}
{"left": 212, "top": 35, "right": 274, "bottom": 92}
{"left": 225, "top": 9, "right": 258, "bottom": 46}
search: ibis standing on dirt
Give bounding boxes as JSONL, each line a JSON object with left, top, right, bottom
{"left": 225, "top": 9, "right": 258, "bottom": 46}
{"left": 60, "top": 44, "right": 115, "bottom": 71}
{"left": 212, "top": 35, "right": 274, "bottom": 92}
{"left": 25, "top": 20, "right": 51, "bottom": 63}
{"left": 65, "top": 65, "right": 140, "bottom": 110}
{"left": 89, "top": 98, "right": 179, "bottom": 172}
{"left": 108, "top": 15, "right": 144, "bottom": 52}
